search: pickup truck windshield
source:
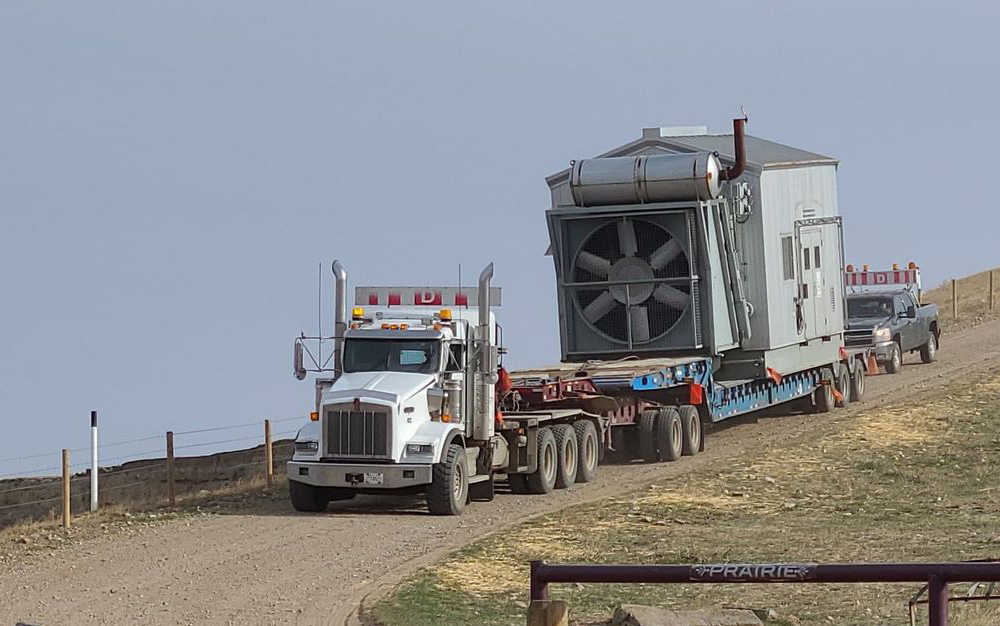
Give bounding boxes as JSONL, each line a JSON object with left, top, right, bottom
{"left": 343, "top": 339, "right": 442, "bottom": 374}
{"left": 847, "top": 296, "right": 893, "bottom": 319}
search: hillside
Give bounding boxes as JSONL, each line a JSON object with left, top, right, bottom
{"left": 924, "top": 267, "right": 999, "bottom": 330}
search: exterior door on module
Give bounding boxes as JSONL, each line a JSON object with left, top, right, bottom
{"left": 799, "top": 229, "right": 825, "bottom": 334}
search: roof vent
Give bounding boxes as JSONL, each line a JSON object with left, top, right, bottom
{"left": 642, "top": 126, "right": 709, "bottom": 139}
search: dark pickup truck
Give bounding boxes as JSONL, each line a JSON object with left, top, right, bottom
{"left": 845, "top": 289, "right": 939, "bottom": 373}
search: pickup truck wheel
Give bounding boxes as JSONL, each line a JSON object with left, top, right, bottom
{"left": 920, "top": 333, "right": 938, "bottom": 363}
{"left": 885, "top": 341, "right": 903, "bottom": 374}
{"left": 637, "top": 410, "right": 659, "bottom": 462}
{"left": 573, "top": 420, "right": 600, "bottom": 483}
{"left": 678, "top": 405, "right": 702, "bottom": 456}
{"left": 551, "top": 424, "right": 578, "bottom": 489}
{"left": 655, "top": 407, "right": 683, "bottom": 462}
{"left": 426, "top": 443, "right": 467, "bottom": 516}
{"left": 836, "top": 363, "right": 851, "bottom": 408}
{"left": 526, "top": 427, "right": 558, "bottom": 494}
{"left": 850, "top": 360, "right": 866, "bottom": 403}
{"left": 289, "top": 480, "right": 330, "bottom": 513}
{"left": 814, "top": 369, "right": 835, "bottom": 414}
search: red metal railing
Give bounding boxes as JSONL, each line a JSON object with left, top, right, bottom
{"left": 529, "top": 560, "right": 1000, "bottom": 626}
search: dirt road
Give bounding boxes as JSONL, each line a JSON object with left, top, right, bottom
{"left": 3, "top": 319, "right": 999, "bottom": 626}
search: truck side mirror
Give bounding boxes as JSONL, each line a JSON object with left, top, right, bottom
{"left": 906, "top": 305, "right": 917, "bottom": 319}
{"left": 294, "top": 340, "right": 307, "bottom": 380}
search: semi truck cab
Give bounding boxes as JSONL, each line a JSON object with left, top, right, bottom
{"left": 289, "top": 263, "right": 506, "bottom": 515}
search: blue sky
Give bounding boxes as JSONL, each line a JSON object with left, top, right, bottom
{"left": 1, "top": 2, "right": 996, "bottom": 472}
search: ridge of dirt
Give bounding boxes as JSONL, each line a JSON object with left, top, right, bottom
{"left": 1, "top": 319, "right": 998, "bottom": 626}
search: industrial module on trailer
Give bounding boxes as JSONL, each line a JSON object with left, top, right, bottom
{"left": 288, "top": 115, "right": 873, "bottom": 515}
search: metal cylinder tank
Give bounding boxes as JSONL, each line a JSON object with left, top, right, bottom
{"left": 570, "top": 152, "right": 722, "bottom": 207}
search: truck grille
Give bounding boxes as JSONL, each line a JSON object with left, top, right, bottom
{"left": 844, "top": 329, "right": 875, "bottom": 348}
{"left": 325, "top": 409, "right": 389, "bottom": 458}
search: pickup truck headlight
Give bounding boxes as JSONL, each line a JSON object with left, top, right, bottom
{"left": 874, "top": 327, "right": 892, "bottom": 343}
{"left": 295, "top": 440, "right": 319, "bottom": 453}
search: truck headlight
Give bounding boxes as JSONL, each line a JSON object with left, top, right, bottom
{"left": 295, "top": 440, "right": 319, "bottom": 453}
{"left": 874, "top": 327, "right": 892, "bottom": 343}
{"left": 405, "top": 443, "right": 434, "bottom": 457}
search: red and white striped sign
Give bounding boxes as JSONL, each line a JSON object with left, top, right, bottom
{"left": 355, "top": 286, "right": 502, "bottom": 307}
{"left": 844, "top": 269, "right": 918, "bottom": 287}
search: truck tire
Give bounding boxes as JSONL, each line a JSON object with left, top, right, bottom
{"left": 836, "top": 363, "right": 851, "bottom": 408}
{"left": 678, "top": 405, "right": 702, "bottom": 456}
{"left": 885, "top": 340, "right": 903, "bottom": 374}
{"left": 289, "top": 480, "right": 330, "bottom": 513}
{"left": 920, "top": 333, "right": 938, "bottom": 364}
{"left": 573, "top": 420, "right": 600, "bottom": 483}
{"left": 655, "top": 407, "right": 683, "bottom": 462}
{"left": 551, "top": 424, "right": 578, "bottom": 489}
{"left": 469, "top": 474, "right": 495, "bottom": 502}
{"left": 814, "top": 369, "right": 835, "bottom": 414}
{"left": 525, "top": 427, "right": 558, "bottom": 494}
{"left": 426, "top": 443, "right": 468, "bottom": 516}
{"left": 327, "top": 488, "right": 356, "bottom": 502}
{"left": 850, "top": 360, "right": 866, "bottom": 403}
{"left": 637, "top": 409, "right": 659, "bottom": 462}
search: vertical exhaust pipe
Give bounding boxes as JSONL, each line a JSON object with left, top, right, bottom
{"left": 720, "top": 115, "right": 748, "bottom": 182}
{"left": 332, "top": 260, "right": 348, "bottom": 379}
{"left": 473, "top": 263, "right": 495, "bottom": 440}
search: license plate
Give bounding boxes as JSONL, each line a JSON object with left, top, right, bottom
{"left": 363, "top": 472, "right": 384, "bottom": 486}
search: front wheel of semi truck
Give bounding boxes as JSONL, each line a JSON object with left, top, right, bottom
{"left": 427, "top": 443, "right": 468, "bottom": 516}
{"left": 289, "top": 480, "right": 330, "bottom": 513}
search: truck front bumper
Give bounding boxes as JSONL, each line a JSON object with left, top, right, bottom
{"left": 873, "top": 340, "right": 896, "bottom": 363}
{"left": 287, "top": 460, "right": 433, "bottom": 490}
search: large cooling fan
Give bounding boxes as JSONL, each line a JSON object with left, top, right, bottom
{"left": 572, "top": 217, "right": 692, "bottom": 344}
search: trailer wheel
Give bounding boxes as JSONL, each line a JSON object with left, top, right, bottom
{"left": 469, "top": 474, "right": 495, "bottom": 502}
{"left": 656, "top": 407, "right": 683, "bottom": 462}
{"left": 678, "top": 405, "right": 702, "bottom": 456}
{"left": 885, "top": 341, "right": 903, "bottom": 374}
{"left": 814, "top": 369, "right": 835, "bottom": 414}
{"left": 835, "top": 363, "right": 851, "bottom": 408}
{"left": 573, "top": 420, "right": 600, "bottom": 483}
{"left": 850, "top": 359, "right": 866, "bottom": 403}
{"left": 525, "top": 427, "right": 557, "bottom": 494}
{"left": 426, "top": 443, "right": 468, "bottom": 516}
{"left": 551, "top": 424, "right": 578, "bottom": 489}
{"left": 289, "top": 480, "right": 330, "bottom": 513}
{"left": 920, "top": 333, "right": 937, "bottom": 364}
{"left": 637, "top": 410, "right": 659, "bottom": 462}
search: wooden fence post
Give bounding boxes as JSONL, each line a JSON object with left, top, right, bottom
{"left": 62, "top": 449, "right": 71, "bottom": 529}
{"left": 990, "top": 270, "right": 995, "bottom": 311}
{"left": 952, "top": 278, "right": 958, "bottom": 319}
{"left": 265, "top": 419, "right": 274, "bottom": 487}
{"left": 166, "top": 431, "right": 175, "bottom": 507}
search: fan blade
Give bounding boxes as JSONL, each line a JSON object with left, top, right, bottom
{"left": 649, "top": 238, "right": 682, "bottom": 270}
{"left": 583, "top": 290, "right": 616, "bottom": 323}
{"left": 653, "top": 284, "right": 689, "bottom": 309}
{"left": 629, "top": 306, "right": 651, "bottom": 343}
{"left": 617, "top": 220, "right": 638, "bottom": 257}
{"left": 576, "top": 251, "right": 612, "bottom": 277}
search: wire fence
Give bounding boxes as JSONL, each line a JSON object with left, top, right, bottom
{"left": 0, "top": 415, "right": 307, "bottom": 529}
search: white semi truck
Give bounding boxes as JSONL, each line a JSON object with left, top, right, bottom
{"left": 289, "top": 263, "right": 603, "bottom": 515}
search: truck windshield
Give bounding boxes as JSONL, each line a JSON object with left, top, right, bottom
{"left": 342, "top": 339, "right": 442, "bottom": 374}
{"left": 847, "top": 296, "right": 893, "bottom": 319}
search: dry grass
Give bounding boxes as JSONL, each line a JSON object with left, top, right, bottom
{"left": 375, "top": 370, "right": 1000, "bottom": 626}
{"left": 925, "top": 267, "right": 1000, "bottom": 331}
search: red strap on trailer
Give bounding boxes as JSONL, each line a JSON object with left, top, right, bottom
{"left": 766, "top": 367, "right": 783, "bottom": 385}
